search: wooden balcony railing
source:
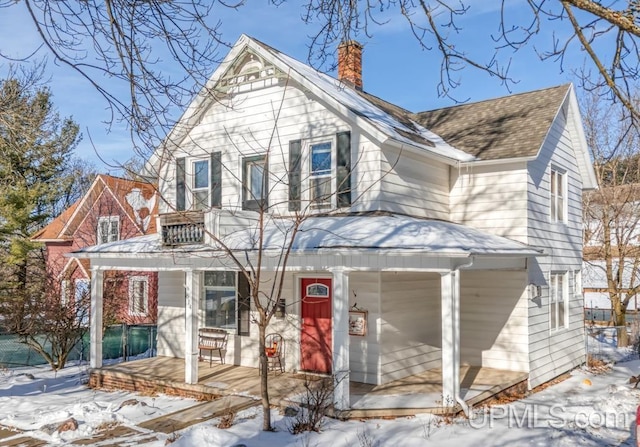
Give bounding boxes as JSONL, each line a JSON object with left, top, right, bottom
{"left": 160, "top": 211, "right": 205, "bottom": 245}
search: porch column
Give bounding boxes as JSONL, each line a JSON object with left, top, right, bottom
{"left": 440, "top": 270, "right": 461, "bottom": 406}
{"left": 185, "top": 270, "right": 199, "bottom": 384}
{"left": 90, "top": 269, "right": 103, "bottom": 369}
{"left": 331, "top": 267, "right": 350, "bottom": 411}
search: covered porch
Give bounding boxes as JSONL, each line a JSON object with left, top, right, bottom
{"left": 89, "top": 356, "right": 527, "bottom": 418}
{"left": 77, "top": 213, "right": 543, "bottom": 414}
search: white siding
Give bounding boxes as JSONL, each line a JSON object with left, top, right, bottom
{"left": 379, "top": 148, "right": 450, "bottom": 219}
{"left": 379, "top": 272, "right": 441, "bottom": 383}
{"left": 349, "top": 272, "right": 381, "bottom": 384}
{"left": 158, "top": 81, "right": 382, "bottom": 216}
{"left": 212, "top": 271, "right": 300, "bottom": 369}
{"left": 527, "top": 103, "right": 585, "bottom": 388}
{"left": 156, "top": 271, "right": 186, "bottom": 358}
{"left": 460, "top": 270, "right": 529, "bottom": 372}
{"left": 450, "top": 162, "right": 529, "bottom": 243}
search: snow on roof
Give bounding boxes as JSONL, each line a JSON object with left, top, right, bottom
{"left": 255, "top": 39, "right": 476, "bottom": 163}
{"left": 74, "top": 214, "right": 541, "bottom": 258}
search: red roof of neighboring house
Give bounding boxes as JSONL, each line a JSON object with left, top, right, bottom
{"left": 32, "top": 174, "right": 158, "bottom": 242}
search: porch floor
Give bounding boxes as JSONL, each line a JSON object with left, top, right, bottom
{"left": 93, "top": 357, "right": 527, "bottom": 418}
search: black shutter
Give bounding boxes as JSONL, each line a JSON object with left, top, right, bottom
{"left": 288, "top": 140, "right": 302, "bottom": 211}
{"left": 336, "top": 131, "right": 352, "bottom": 207}
{"left": 210, "top": 152, "right": 222, "bottom": 208}
{"left": 176, "top": 157, "right": 186, "bottom": 211}
{"left": 237, "top": 273, "right": 251, "bottom": 336}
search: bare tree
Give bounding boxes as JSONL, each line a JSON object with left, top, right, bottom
{"left": 153, "top": 75, "right": 398, "bottom": 430}
{"left": 3, "top": 1, "right": 640, "bottom": 157}
{"left": 9, "top": 268, "right": 91, "bottom": 370}
{"left": 583, "top": 91, "right": 640, "bottom": 346}
{"left": 0, "top": 0, "right": 237, "bottom": 156}
{"left": 302, "top": 1, "right": 640, "bottom": 122}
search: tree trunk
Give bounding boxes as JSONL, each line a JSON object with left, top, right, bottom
{"left": 258, "top": 320, "right": 271, "bottom": 430}
{"left": 612, "top": 298, "right": 629, "bottom": 347}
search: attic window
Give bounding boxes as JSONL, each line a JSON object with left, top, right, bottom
{"left": 97, "top": 216, "right": 119, "bottom": 244}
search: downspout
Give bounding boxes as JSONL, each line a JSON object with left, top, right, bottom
{"left": 453, "top": 256, "right": 474, "bottom": 418}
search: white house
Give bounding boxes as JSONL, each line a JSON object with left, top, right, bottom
{"left": 76, "top": 35, "right": 597, "bottom": 412}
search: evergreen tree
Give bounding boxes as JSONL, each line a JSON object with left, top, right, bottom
{"left": 0, "top": 74, "right": 84, "bottom": 368}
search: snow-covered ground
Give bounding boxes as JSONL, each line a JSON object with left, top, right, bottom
{"left": 1, "top": 354, "right": 639, "bottom": 446}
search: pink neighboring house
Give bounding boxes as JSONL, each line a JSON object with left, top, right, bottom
{"left": 32, "top": 174, "right": 158, "bottom": 325}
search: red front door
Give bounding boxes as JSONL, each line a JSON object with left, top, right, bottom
{"left": 300, "top": 278, "right": 332, "bottom": 374}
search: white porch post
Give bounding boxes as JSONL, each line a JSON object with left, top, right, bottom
{"left": 185, "top": 270, "right": 199, "bottom": 384}
{"left": 331, "top": 268, "right": 350, "bottom": 411}
{"left": 440, "top": 270, "right": 461, "bottom": 406}
{"left": 89, "top": 269, "right": 103, "bottom": 369}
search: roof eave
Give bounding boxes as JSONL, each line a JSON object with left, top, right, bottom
{"left": 385, "top": 138, "right": 473, "bottom": 165}
{"left": 459, "top": 155, "right": 536, "bottom": 167}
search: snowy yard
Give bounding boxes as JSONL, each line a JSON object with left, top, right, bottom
{"left": 1, "top": 349, "right": 639, "bottom": 446}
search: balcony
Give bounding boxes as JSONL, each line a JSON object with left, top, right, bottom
{"left": 160, "top": 211, "right": 205, "bottom": 246}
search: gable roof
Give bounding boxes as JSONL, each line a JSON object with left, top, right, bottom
{"left": 146, "top": 35, "right": 596, "bottom": 188}
{"left": 414, "top": 85, "right": 570, "bottom": 161}
{"left": 32, "top": 201, "right": 81, "bottom": 241}
{"left": 32, "top": 174, "right": 158, "bottom": 242}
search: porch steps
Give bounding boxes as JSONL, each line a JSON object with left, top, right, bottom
{"left": 138, "top": 395, "right": 258, "bottom": 433}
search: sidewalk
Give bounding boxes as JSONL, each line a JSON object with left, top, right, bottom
{"left": 0, "top": 395, "right": 258, "bottom": 446}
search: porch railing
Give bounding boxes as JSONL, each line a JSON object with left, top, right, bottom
{"left": 160, "top": 211, "right": 205, "bottom": 245}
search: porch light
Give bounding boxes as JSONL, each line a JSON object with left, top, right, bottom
{"left": 529, "top": 283, "right": 542, "bottom": 300}
{"left": 275, "top": 298, "right": 286, "bottom": 318}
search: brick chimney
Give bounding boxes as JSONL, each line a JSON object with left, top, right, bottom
{"left": 338, "top": 41, "right": 363, "bottom": 90}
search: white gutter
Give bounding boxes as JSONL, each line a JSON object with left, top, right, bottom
{"left": 458, "top": 156, "right": 535, "bottom": 167}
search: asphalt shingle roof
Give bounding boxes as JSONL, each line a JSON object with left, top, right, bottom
{"left": 414, "top": 84, "right": 570, "bottom": 161}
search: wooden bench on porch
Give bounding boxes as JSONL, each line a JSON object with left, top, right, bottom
{"left": 198, "top": 328, "right": 228, "bottom": 366}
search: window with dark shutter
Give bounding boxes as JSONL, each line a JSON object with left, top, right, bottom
{"left": 288, "top": 140, "right": 302, "bottom": 211}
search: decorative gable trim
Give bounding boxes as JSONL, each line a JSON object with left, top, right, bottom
{"left": 58, "top": 257, "right": 90, "bottom": 280}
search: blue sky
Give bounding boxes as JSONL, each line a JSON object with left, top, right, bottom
{"left": 0, "top": 1, "right": 586, "bottom": 173}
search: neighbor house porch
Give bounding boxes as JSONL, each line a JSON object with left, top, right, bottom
{"left": 89, "top": 356, "right": 528, "bottom": 418}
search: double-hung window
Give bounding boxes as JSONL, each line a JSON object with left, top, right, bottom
{"left": 288, "top": 132, "right": 351, "bottom": 211}
{"left": 129, "top": 276, "right": 149, "bottom": 316}
{"left": 176, "top": 153, "right": 221, "bottom": 211}
{"left": 242, "top": 155, "right": 268, "bottom": 211}
{"left": 310, "top": 142, "right": 332, "bottom": 208}
{"left": 550, "top": 272, "right": 568, "bottom": 331}
{"left": 203, "top": 271, "right": 250, "bottom": 335}
{"left": 97, "top": 216, "right": 119, "bottom": 244}
{"left": 193, "top": 159, "right": 210, "bottom": 210}
{"left": 550, "top": 169, "right": 566, "bottom": 222}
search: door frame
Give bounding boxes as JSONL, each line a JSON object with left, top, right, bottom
{"left": 294, "top": 273, "right": 333, "bottom": 373}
